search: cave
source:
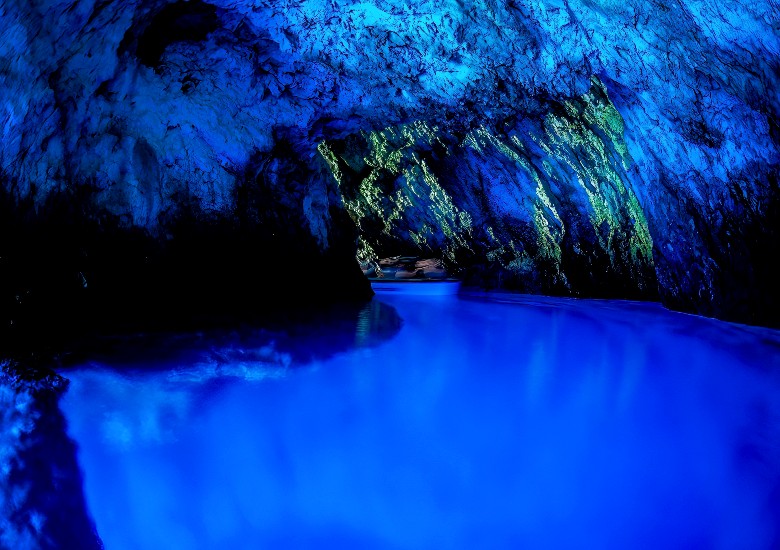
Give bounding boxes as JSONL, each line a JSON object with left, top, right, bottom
{"left": 1, "top": 0, "right": 779, "bottom": 547}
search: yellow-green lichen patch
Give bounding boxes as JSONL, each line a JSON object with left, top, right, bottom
{"left": 505, "top": 252, "right": 536, "bottom": 275}
{"left": 321, "top": 120, "right": 475, "bottom": 260}
{"left": 409, "top": 223, "right": 434, "bottom": 248}
{"left": 363, "top": 120, "right": 442, "bottom": 172}
{"left": 317, "top": 142, "right": 343, "bottom": 186}
{"left": 486, "top": 225, "right": 498, "bottom": 243}
{"left": 533, "top": 203, "right": 563, "bottom": 265}
{"left": 463, "top": 126, "right": 565, "bottom": 274}
{"left": 356, "top": 235, "right": 378, "bottom": 263}
{"left": 581, "top": 77, "right": 632, "bottom": 170}
{"left": 534, "top": 80, "right": 653, "bottom": 270}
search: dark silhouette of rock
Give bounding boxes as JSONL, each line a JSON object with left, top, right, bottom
{"left": 1, "top": 361, "right": 103, "bottom": 549}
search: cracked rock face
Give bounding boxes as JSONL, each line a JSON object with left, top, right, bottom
{"left": 324, "top": 79, "right": 658, "bottom": 299}
{"left": 1, "top": 0, "right": 778, "bottom": 326}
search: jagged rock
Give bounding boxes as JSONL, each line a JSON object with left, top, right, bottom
{"left": 325, "top": 81, "right": 658, "bottom": 299}
{"left": 0, "top": 0, "right": 777, "bottom": 325}
{"left": 0, "top": 360, "right": 103, "bottom": 549}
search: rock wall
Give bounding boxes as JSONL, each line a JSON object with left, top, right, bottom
{"left": 1, "top": 0, "right": 778, "bottom": 326}
{"left": 323, "top": 79, "right": 657, "bottom": 299}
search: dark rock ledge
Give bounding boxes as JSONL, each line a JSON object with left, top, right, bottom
{"left": 1, "top": 360, "right": 103, "bottom": 550}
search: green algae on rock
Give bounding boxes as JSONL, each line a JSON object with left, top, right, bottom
{"left": 320, "top": 78, "right": 656, "bottom": 299}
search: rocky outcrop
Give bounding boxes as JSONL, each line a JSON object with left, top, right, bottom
{"left": 0, "top": 361, "right": 103, "bottom": 549}
{"left": 324, "top": 79, "right": 657, "bottom": 299}
{"left": 1, "top": 0, "right": 778, "bottom": 325}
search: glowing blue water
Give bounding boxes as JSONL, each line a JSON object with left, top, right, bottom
{"left": 61, "top": 293, "right": 780, "bottom": 549}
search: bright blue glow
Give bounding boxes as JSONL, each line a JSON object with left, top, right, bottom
{"left": 61, "top": 294, "right": 780, "bottom": 548}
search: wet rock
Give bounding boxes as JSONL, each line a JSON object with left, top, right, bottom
{"left": 366, "top": 256, "right": 450, "bottom": 280}
{"left": 326, "top": 83, "right": 657, "bottom": 300}
{"left": 0, "top": 0, "right": 777, "bottom": 325}
{"left": 0, "top": 360, "right": 103, "bottom": 549}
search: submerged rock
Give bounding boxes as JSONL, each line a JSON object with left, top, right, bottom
{"left": 0, "top": 361, "right": 103, "bottom": 549}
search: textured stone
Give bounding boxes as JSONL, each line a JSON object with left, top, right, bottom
{"left": 326, "top": 80, "right": 657, "bottom": 298}
{"left": 0, "top": 360, "right": 103, "bottom": 549}
{"left": 0, "top": 0, "right": 778, "bottom": 325}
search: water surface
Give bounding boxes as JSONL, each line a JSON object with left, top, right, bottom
{"left": 62, "top": 292, "right": 780, "bottom": 549}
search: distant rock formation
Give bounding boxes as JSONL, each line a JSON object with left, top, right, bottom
{"left": 362, "top": 257, "right": 450, "bottom": 280}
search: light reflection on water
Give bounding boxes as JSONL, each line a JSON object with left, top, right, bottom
{"left": 61, "top": 293, "right": 780, "bottom": 549}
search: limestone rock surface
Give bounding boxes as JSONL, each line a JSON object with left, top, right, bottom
{"left": 0, "top": 0, "right": 777, "bottom": 325}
